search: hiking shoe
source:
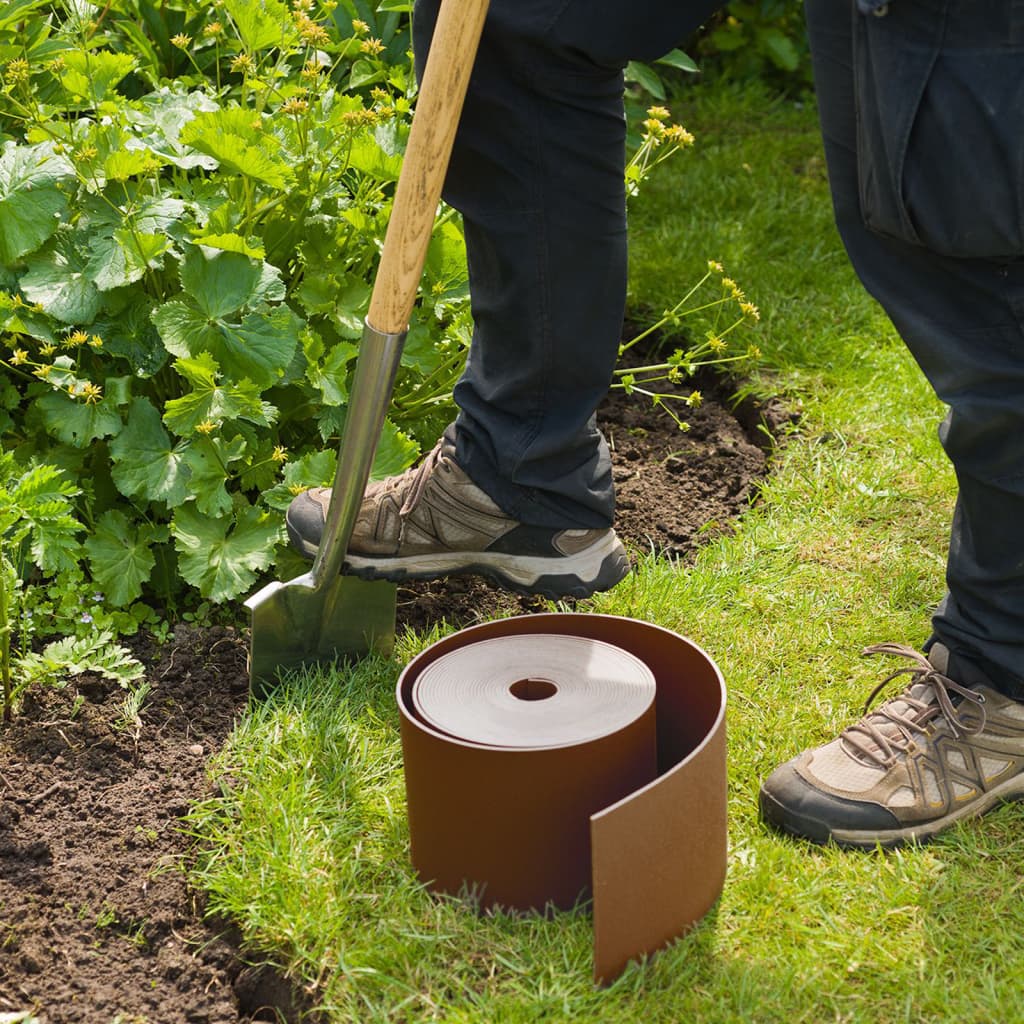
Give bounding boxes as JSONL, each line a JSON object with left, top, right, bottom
{"left": 759, "top": 642, "right": 1024, "bottom": 849}
{"left": 285, "top": 439, "right": 631, "bottom": 599}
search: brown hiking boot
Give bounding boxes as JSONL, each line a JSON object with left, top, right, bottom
{"left": 759, "top": 642, "right": 1024, "bottom": 849}
{"left": 285, "top": 438, "right": 630, "bottom": 599}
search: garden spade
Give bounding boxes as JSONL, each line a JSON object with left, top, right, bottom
{"left": 245, "top": 0, "right": 490, "bottom": 695}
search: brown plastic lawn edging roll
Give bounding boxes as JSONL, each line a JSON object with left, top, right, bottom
{"left": 397, "top": 613, "right": 727, "bottom": 984}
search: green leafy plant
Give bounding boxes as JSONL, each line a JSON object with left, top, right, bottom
{"left": 614, "top": 258, "right": 761, "bottom": 431}
{"left": 698, "top": 0, "right": 812, "bottom": 90}
{"left": 0, "top": 1, "right": 756, "bottom": 624}
{"left": 0, "top": 0, "right": 460, "bottom": 611}
{"left": 0, "top": 452, "right": 81, "bottom": 719}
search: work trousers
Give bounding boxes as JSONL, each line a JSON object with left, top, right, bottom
{"left": 807, "top": 0, "right": 1024, "bottom": 696}
{"left": 412, "top": 0, "right": 723, "bottom": 529}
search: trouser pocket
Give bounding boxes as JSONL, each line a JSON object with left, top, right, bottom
{"left": 854, "top": 0, "right": 1024, "bottom": 259}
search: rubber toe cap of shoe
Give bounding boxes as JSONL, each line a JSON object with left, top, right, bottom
{"left": 758, "top": 761, "right": 902, "bottom": 846}
{"left": 285, "top": 491, "right": 325, "bottom": 556}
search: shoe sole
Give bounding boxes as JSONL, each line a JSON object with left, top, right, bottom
{"left": 286, "top": 522, "right": 630, "bottom": 600}
{"left": 759, "top": 771, "right": 1024, "bottom": 850}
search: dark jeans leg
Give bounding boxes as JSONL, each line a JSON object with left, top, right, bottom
{"left": 806, "top": 0, "right": 1024, "bottom": 696}
{"left": 413, "top": 0, "right": 724, "bottom": 529}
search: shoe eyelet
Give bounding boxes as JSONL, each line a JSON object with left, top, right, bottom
{"left": 872, "top": 3, "right": 889, "bottom": 15}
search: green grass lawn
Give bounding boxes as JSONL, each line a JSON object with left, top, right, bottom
{"left": 187, "top": 81, "right": 1024, "bottom": 1023}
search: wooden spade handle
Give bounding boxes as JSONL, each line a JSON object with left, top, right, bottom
{"left": 366, "top": 0, "right": 490, "bottom": 335}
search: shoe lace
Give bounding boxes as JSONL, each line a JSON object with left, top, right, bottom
{"left": 840, "top": 642, "right": 987, "bottom": 768}
{"left": 397, "top": 441, "right": 445, "bottom": 518}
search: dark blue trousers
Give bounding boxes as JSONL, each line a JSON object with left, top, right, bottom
{"left": 416, "top": 0, "right": 1024, "bottom": 697}
{"left": 413, "top": 0, "right": 723, "bottom": 529}
{"left": 807, "top": 0, "right": 1024, "bottom": 697}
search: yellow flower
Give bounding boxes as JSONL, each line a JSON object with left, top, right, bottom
{"left": 740, "top": 301, "right": 760, "bottom": 321}
{"left": 75, "top": 144, "right": 98, "bottom": 161}
{"left": 196, "top": 420, "right": 218, "bottom": 435}
{"left": 65, "top": 329, "right": 89, "bottom": 347}
{"left": 272, "top": 445, "right": 288, "bottom": 463}
{"left": 231, "top": 53, "right": 256, "bottom": 74}
{"left": 5, "top": 58, "right": 31, "bottom": 84}
{"left": 296, "top": 13, "right": 330, "bottom": 45}
{"left": 664, "top": 124, "right": 695, "bottom": 147}
{"left": 10, "top": 349, "right": 28, "bottom": 366}
{"left": 80, "top": 382, "right": 102, "bottom": 404}
{"left": 33, "top": 364, "right": 52, "bottom": 379}
{"left": 288, "top": 483, "right": 307, "bottom": 496}
{"left": 89, "top": 334, "right": 103, "bottom": 348}
{"left": 352, "top": 19, "right": 370, "bottom": 35}
{"left": 204, "top": 21, "right": 223, "bottom": 36}
{"left": 707, "top": 260, "right": 724, "bottom": 273}
{"left": 647, "top": 105, "right": 671, "bottom": 121}
{"left": 722, "top": 277, "right": 744, "bottom": 299}
{"left": 301, "top": 59, "right": 323, "bottom": 79}
{"left": 281, "top": 96, "right": 309, "bottom": 115}
{"left": 642, "top": 118, "right": 665, "bottom": 137}
{"left": 171, "top": 33, "right": 192, "bottom": 49}
{"left": 707, "top": 335, "right": 726, "bottom": 353}
{"left": 341, "top": 108, "right": 377, "bottom": 127}
{"left": 360, "top": 37, "right": 385, "bottom": 56}
{"left": 686, "top": 390, "right": 703, "bottom": 408}
{"left": 40, "top": 343, "right": 57, "bottom": 357}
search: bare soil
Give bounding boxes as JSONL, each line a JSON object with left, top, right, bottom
{"left": 0, "top": 370, "right": 792, "bottom": 1023}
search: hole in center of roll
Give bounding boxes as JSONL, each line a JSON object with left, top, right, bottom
{"left": 508, "top": 677, "right": 558, "bottom": 702}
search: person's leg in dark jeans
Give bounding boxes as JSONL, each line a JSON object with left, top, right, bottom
{"left": 760, "top": 0, "right": 1024, "bottom": 848}
{"left": 288, "top": 0, "right": 723, "bottom": 597}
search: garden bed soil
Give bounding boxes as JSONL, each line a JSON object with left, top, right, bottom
{"left": 0, "top": 375, "right": 792, "bottom": 1023}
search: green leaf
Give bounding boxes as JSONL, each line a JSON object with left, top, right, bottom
{"left": 20, "top": 232, "right": 102, "bottom": 324}
{"left": 0, "top": 142, "right": 73, "bottom": 264}
{"left": 126, "top": 86, "right": 220, "bottom": 171}
{"left": 304, "top": 338, "right": 357, "bottom": 406}
{"left": 171, "top": 503, "right": 283, "bottom": 602}
{"left": 0, "top": 459, "right": 81, "bottom": 573}
{"left": 263, "top": 448, "right": 336, "bottom": 511}
{"left": 656, "top": 48, "right": 699, "bottom": 74}
{"left": 181, "top": 434, "right": 247, "bottom": 517}
{"left": 624, "top": 61, "right": 665, "bottom": 100}
{"left": 58, "top": 51, "right": 136, "bottom": 104}
{"left": 152, "top": 300, "right": 301, "bottom": 390}
{"left": 109, "top": 397, "right": 191, "bottom": 506}
{"left": 181, "top": 109, "right": 294, "bottom": 189}
{"left": 349, "top": 60, "right": 386, "bottom": 91}
{"left": 238, "top": 436, "right": 285, "bottom": 491}
{"left": 372, "top": 419, "right": 418, "bottom": 479}
{"left": 347, "top": 128, "right": 404, "bottom": 182}
{"left": 0, "top": 0, "right": 50, "bottom": 33}
{"left": 84, "top": 194, "right": 185, "bottom": 291}
{"left": 180, "top": 246, "right": 284, "bottom": 316}
{"left": 103, "top": 148, "right": 160, "bottom": 181}
{"left": 222, "top": 0, "right": 296, "bottom": 51}
{"left": 192, "top": 233, "right": 266, "bottom": 260}
{"left": 296, "top": 271, "right": 370, "bottom": 339}
{"left": 17, "top": 631, "right": 143, "bottom": 688}
{"left": 759, "top": 28, "right": 800, "bottom": 72}
{"left": 83, "top": 510, "right": 158, "bottom": 606}
{"left": 92, "top": 297, "right": 167, "bottom": 377}
{"left": 36, "top": 392, "right": 122, "bottom": 448}
{"left": 163, "top": 353, "right": 275, "bottom": 434}
{"left": 100, "top": 228, "right": 169, "bottom": 291}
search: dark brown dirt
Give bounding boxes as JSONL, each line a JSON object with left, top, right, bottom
{"left": 0, "top": 370, "right": 792, "bottom": 1023}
